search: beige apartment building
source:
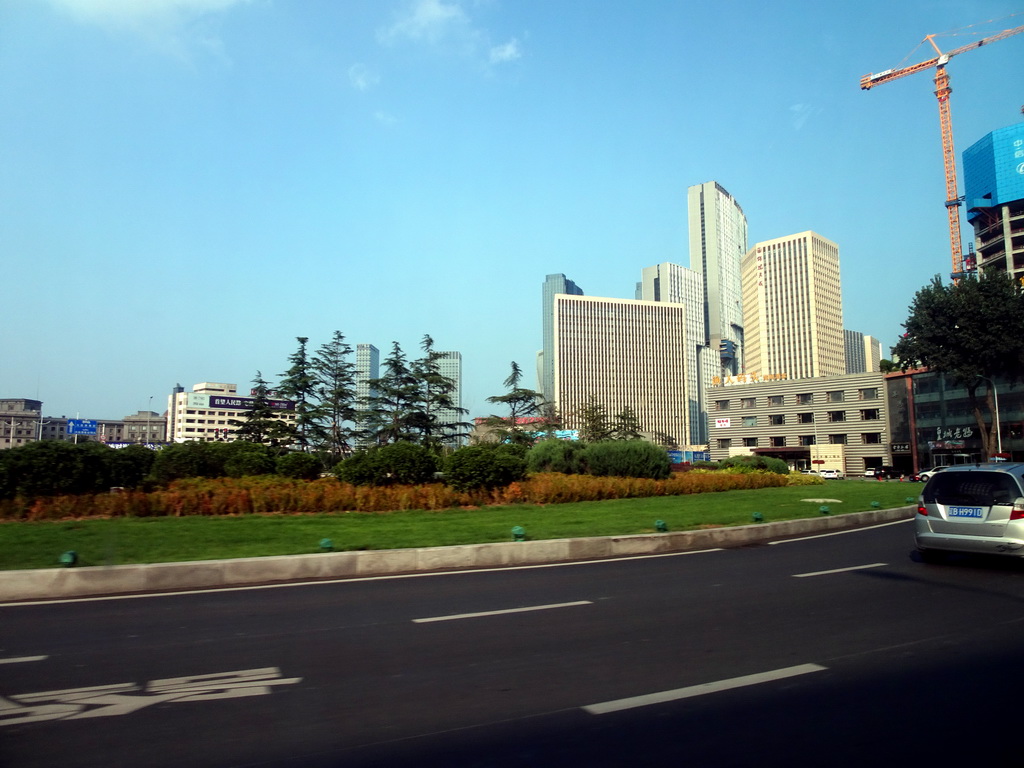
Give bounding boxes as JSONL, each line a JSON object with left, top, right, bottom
{"left": 742, "top": 231, "right": 845, "bottom": 380}
{"left": 553, "top": 295, "right": 691, "bottom": 448}
{"left": 707, "top": 371, "right": 891, "bottom": 475}
{"left": 167, "top": 382, "right": 296, "bottom": 443}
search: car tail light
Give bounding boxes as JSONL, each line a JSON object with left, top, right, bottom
{"left": 1011, "top": 500, "right": 1024, "bottom": 520}
{"left": 917, "top": 505, "right": 928, "bottom": 516}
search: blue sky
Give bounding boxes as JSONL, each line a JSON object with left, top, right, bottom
{"left": 3, "top": 0, "right": 1023, "bottom": 421}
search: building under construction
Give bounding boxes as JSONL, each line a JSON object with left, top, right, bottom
{"left": 964, "top": 122, "right": 1024, "bottom": 281}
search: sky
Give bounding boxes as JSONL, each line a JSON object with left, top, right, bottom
{"left": 3, "top": 0, "right": 1024, "bottom": 421}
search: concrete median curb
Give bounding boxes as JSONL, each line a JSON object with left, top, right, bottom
{"left": 0, "top": 506, "right": 916, "bottom": 602}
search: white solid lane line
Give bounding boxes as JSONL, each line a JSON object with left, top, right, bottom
{"left": 0, "top": 655, "right": 48, "bottom": 665}
{"left": 583, "top": 663, "right": 827, "bottom": 715}
{"left": 792, "top": 563, "right": 887, "bottom": 578}
{"left": 412, "top": 600, "right": 592, "bottom": 623}
{"left": 768, "top": 518, "right": 912, "bottom": 545}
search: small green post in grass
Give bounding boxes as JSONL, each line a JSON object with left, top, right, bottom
{"left": 59, "top": 551, "right": 77, "bottom": 567}
{"left": 819, "top": 505, "right": 831, "bottom": 515}
{"left": 512, "top": 526, "right": 526, "bottom": 542}
{"left": 905, "top": 497, "right": 916, "bottom": 504}
{"left": 752, "top": 512, "right": 764, "bottom": 523}
{"left": 655, "top": 519, "right": 668, "bottom": 532}
{"left": 870, "top": 501, "right": 881, "bottom": 509}
{"left": 319, "top": 538, "right": 333, "bottom": 552}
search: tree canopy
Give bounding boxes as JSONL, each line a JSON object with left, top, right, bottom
{"left": 892, "top": 273, "right": 1024, "bottom": 458}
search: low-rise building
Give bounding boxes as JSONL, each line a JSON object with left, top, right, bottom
{"left": 707, "top": 372, "right": 890, "bottom": 475}
{"left": 166, "top": 382, "right": 296, "bottom": 443}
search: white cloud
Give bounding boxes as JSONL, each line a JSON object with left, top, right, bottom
{"left": 378, "top": 0, "right": 522, "bottom": 67}
{"left": 43, "top": 0, "right": 252, "bottom": 60}
{"left": 374, "top": 110, "right": 398, "bottom": 127}
{"left": 46, "top": 0, "right": 250, "bottom": 27}
{"left": 488, "top": 38, "right": 520, "bottom": 64}
{"left": 348, "top": 63, "right": 381, "bottom": 91}
{"left": 378, "top": 0, "right": 471, "bottom": 45}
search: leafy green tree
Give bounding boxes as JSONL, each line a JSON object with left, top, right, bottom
{"left": 229, "top": 372, "right": 297, "bottom": 451}
{"left": 334, "top": 441, "right": 438, "bottom": 485}
{"left": 483, "top": 362, "right": 546, "bottom": 445}
{"left": 149, "top": 441, "right": 223, "bottom": 485}
{"left": 892, "top": 273, "right": 1024, "bottom": 459}
{"left": 276, "top": 451, "right": 323, "bottom": 480}
{"left": 718, "top": 454, "right": 790, "bottom": 475}
{"left": 310, "top": 330, "right": 358, "bottom": 462}
{"left": 581, "top": 441, "right": 670, "bottom": 479}
{"left": 526, "top": 439, "right": 587, "bottom": 474}
{"left": 278, "top": 336, "right": 319, "bottom": 453}
{"left": 443, "top": 444, "right": 527, "bottom": 491}
{"left": 0, "top": 442, "right": 111, "bottom": 498}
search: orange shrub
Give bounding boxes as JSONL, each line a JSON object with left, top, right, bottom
{"left": 0, "top": 470, "right": 787, "bottom": 521}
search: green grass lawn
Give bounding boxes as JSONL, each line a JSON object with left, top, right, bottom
{"left": 0, "top": 480, "right": 921, "bottom": 571}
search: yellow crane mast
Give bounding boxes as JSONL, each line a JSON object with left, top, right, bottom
{"left": 861, "top": 23, "right": 1024, "bottom": 279}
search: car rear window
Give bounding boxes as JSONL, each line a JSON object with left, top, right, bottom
{"left": 924, "top": 471, "right": 1023, "bottom": 506}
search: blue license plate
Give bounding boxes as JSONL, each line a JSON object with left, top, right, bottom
{"left": 949, "top": 506, "right": 984, "bottom": 519}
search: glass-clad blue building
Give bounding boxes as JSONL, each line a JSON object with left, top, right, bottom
{"left": 964, "top": 123, "right": 1024, "bottom": 278}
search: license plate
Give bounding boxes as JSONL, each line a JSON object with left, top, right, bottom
{"left": 949, "top": 506, "right": 984, "bottom": 519}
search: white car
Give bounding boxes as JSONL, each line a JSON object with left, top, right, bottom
{"left": 819, "top": 469, "right": 843, "bottom": 479}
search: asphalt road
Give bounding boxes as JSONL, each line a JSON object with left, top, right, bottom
{"left": 3, "top": 519, "right": 1024, "bottom": 768}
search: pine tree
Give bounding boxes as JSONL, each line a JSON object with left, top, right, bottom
{"left": 310, "top": 330, "right": 358, "bottom": 461}
{"left": 229, "top": 372, "right": 297, "bottom": 450}
{"left": 484, "top": 362, "right": 545, "bottom": 445}
{"left": 278, "top": 337, "right": 319, "bottom": 452}
{"left": 410, "top": 334, "right": 469, "bottom": 447}
{"left": 362, "top": 342, "right": 420, "bottom": 445}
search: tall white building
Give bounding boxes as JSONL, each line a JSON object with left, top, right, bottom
{"left": 435, "top": 350, "right": 464, "bottom": 444}
{"left": 541, "top": 273, "right": 583, "bottom": 403}
{"left": 636, "top": 262, "right": 713, "bottom": 445}
{"left": 845, "top": 330, "right": 883, "bottom": 374}
{"left": 553, "top": 295, "right": 690, "bottom": 447}
{"left": 687, "top": 181, "right": 748, "bottom": 377}
{"left": 354, "top": 344, "right": 379, "bottom": 406}
{"left": 742, "top": 231, "right": 845, "bottom": 381}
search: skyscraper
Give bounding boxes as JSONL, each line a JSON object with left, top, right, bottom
{"left": 435, "top": 350, "right": 464, "bottom": 444}
{"left": 687, "top": 181, "right": 748, "bottom": 377}
{"left": 845, "top": 330, "right": 883, "bottom": 374}
{"left": 637, "top": 261, "right": 712, "bottom": 445}
{"left": 964, "top": 123, "right": 1024, "bottom": 281}
{"left": 354, "top": 343, "right": 379, "bottom": 406}
{"left": 553, "top": 295, "right": 690, "bottom": 447}
{"left": 541, "top": 273, "right": 583, "bottom": 403}
{"left": 742, "top": 231, "right": 845, "bottom": 380}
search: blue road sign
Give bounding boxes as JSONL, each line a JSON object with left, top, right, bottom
{"left": 66, "top": 419, "right": 97, "bottom": 436}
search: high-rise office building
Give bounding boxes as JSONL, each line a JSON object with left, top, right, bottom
{"left": 742, "top": 231, "right": 845, "bottom": 380}
{"left": 553, "top": 295, "right": 690, "bottom": 447}
{"left": 435, "top": 350, "right": 464, "bottom": 444}
{"left": 964, "top": 123, "right": 1024, "bottom": 280}
{"left": 637, "top": 262, "right": 713, "bottom": 445}
{"left": 687, "top": 181, "right": 748, "bottom": 377}
{"left": 354, "top": 344, "right": 380, "bottom": 406}
{"left": 541, "top": 273, "right": 583, "bottom": 403}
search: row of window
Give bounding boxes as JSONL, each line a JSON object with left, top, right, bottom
{"left": 715, "top": 388, "right": 879, "bottom": 410}
{"left": 717, "top": 433, "right": 883, "bottom": 449}
{"left": 737, "top": 409, "right": 880, "bottom": 426}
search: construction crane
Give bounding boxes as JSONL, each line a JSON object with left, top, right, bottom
{"left": 861, "top": 23, "right": 1024, "bottom": 279}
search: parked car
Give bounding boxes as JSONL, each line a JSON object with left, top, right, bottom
{"left": 819, "top": 469, "right": 843, "bottom": 479}
{"left": 914, "top": 466, "right": 949, "bottom": 482}
{"left": 916, "top": 462, "right": 1024, "bottom": 560}
{"left": 865, "top": 466, "right": 899, "bottom": 479}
